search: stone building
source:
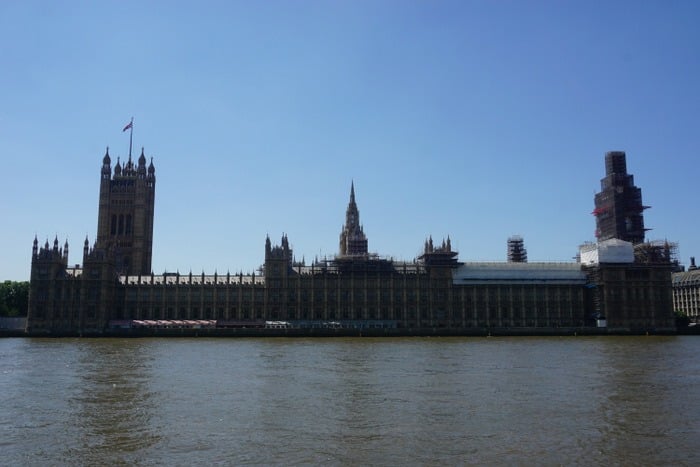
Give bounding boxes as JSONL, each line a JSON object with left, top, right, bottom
{"left": 672, "top": 257, "right": 700, "bottom": 323}
{"left": 26, "top": 149, "right": 676, "bottom": 334}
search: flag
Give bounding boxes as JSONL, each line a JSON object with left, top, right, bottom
{"left": 122, "top": 121, "right": 133, "bottom": 132}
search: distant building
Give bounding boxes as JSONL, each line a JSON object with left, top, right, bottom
{"left": 593, "top": 151, "right": 648, "bottom": 244}
{"left": 507, "top": 236, "right": 527, "bottom": 263}
{"left": 26, "top": 147, "right": 676, "bottom": 334}
{"left": 673, "top": 257, "right": 700, "bottom": 323}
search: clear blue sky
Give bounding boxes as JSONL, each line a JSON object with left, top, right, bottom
{"left": 2, "top": 0, "right": 699, "bottom": 281}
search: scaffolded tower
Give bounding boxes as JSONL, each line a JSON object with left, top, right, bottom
{"left": 507, "top": 235, "right": 528, "bottom": 263}
{"left": 593, "top": 151, "right": 648, "bottom": 244}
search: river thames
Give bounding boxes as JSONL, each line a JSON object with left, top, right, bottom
{"left": 1, "top": 336, "right": 698, "bottom": 466}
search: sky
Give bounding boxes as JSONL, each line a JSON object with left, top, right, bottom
{"left": 1, "top": 0, "right": 699, "bottom": 281}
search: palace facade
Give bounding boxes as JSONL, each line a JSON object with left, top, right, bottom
{"left": 26, "top": 149, "right": 676, "bottom": 335}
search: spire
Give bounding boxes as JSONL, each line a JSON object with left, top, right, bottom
{"left": 32, "top": 235, "right": 38, "bottom": 257}
{"left": 339, "top": 181, "right": 368, "bottom": 256}
{"left": 345, "top": 181, "right": 360, "bottom": 228}
{"left": 114, "top": 157, "right": 122, "bottom": 176}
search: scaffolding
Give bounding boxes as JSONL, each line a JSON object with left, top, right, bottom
{"left": 507, "top": 235, "right": 528, "bottom": 263}
{"left": 633, "top": 240, "right": 679, "bottom": 265}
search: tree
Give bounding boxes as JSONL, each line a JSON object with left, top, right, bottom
{"left": 0, "top": 281, "right": 29, "bottom": 317}
{"left": 674, "top": 310, "right": 691, "bottom": 328}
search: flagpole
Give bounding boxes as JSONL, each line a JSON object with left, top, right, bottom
{"left": 128, "top": 117, "right": 134, "bottom": 159}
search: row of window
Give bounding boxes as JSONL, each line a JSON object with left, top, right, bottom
{"left": 110, "top": 214, "right": 132, "bottom": 236}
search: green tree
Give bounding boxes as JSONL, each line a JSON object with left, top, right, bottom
{"left": 0, "top": 281, "right": 29, "bottom": 317}
{"left": 674, "top": 310, "right": 691, "bottom": 328}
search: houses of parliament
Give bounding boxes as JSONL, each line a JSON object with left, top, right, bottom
{"left": 26, "top": 147, "right": 676, "bottom": 335}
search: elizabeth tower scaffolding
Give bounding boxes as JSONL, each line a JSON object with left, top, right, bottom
{"left": 593, "top": 151, "right": 648, "bottom": 244}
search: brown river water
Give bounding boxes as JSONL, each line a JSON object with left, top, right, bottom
{"left": 1, "top": 336, "right": 699, "bottom": 465}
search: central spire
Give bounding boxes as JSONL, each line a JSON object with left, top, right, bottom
{"left": 339, "top": 182, "right": 368, "bottom": 257}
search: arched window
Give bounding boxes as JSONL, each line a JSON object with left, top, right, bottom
{"left": 118, "top": 214, "right": 124, "bottom": 235}
{"left": 111, "top": 215, "right": 117, "bottom": 235}
{"left": 125, "top": 215, "right": 132, "bottom": 235}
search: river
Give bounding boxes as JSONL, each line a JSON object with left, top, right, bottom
{"left": 1, "top": 336, "right": 698, "bottom": 465}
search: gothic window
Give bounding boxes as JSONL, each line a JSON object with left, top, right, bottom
{"left": 118, "top": 214, "right": 124, "bottom": 235}
{"left": 125, "top": 215, "right": 132, "bottom": 235}
{"left": 111, "top": 215, "right": 117, "bottom": 235}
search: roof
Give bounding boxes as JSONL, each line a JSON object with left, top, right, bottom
{"left": 454, "top": 262, "right": 587, "bottom": 285}
{"left": 672, "top": 269, "right": 700, "bottom": 287}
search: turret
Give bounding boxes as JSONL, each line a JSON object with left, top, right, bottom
{"left": 419, "top": 235, "right": 457, "bottom": 267}
{"left": 28, "top": 234, "right": 75, "bottom": 333}
{"left": 264, "top": 234, "right": 294, "bottom": 278}
{"left": 102, "top": 147, "right": 111, "bottom": 179}
{"left": 137, "top": 148, "right": 147, "bottom": 178}
{"left": 83, "top": 236, "right": 89, "bottom": 262}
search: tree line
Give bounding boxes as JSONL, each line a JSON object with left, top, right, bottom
{"left": 0, "top": 281, "right": 29, "bottom": 316}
